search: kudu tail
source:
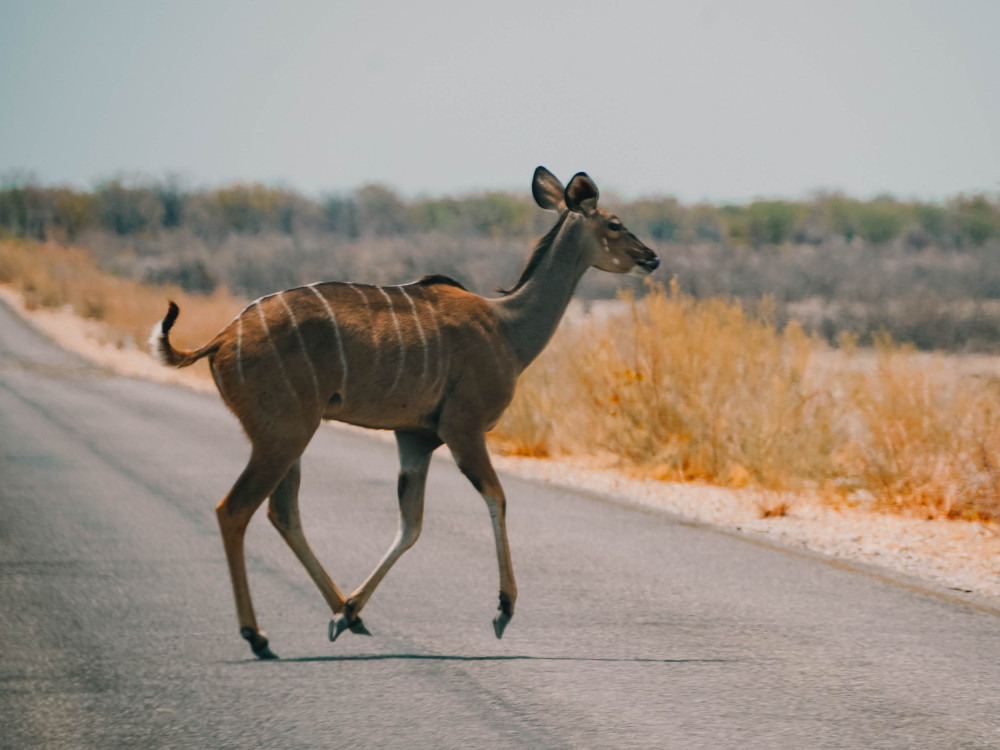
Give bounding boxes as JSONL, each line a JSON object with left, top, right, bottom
{"left": 149, "top": 301, "right": 220, "bottom": 368}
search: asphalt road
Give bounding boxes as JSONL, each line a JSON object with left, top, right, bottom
{"left": 1, "top": 297, "right": 999, "bottom": 750}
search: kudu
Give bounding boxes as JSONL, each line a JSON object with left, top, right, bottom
{"left": 151, "top": 167, "right": 659, "bottom": 658}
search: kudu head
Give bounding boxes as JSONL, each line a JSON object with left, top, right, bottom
{"left": 532, "top": 166, "right": 660, "bottom": 277}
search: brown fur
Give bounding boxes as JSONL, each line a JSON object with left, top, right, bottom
{"left": 151, "top": 167, "right": 659, "bottom": 655}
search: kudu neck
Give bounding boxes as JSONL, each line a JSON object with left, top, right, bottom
{"left": 492, "top": 214, "right": 594, "bottom": 370}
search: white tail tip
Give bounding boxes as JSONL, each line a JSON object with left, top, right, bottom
{"left": 148, "top": 321, "right": 168, "bottom": 366}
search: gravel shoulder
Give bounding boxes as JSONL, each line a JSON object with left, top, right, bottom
{"left": 3, "top": 284, "right": 998, "bottom": 609}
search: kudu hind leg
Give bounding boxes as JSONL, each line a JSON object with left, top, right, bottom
{"left": 445, "top": 432, "right": 517, "bottom": 639}
{"left": 330, "top": 431, "right": 441, "bottom": 642}
{"left": 217, "top": 447, "right": 303, "bottom": 659}
{"left": 267, "top": 459, "right": 348, "bottom": 619}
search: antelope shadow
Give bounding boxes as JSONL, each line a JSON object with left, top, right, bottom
{"left": 265, "top": 653, "right": 734, "bottom": 665}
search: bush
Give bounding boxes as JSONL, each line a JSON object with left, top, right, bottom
{"left": 493, "top": 281, "right": 1000, "bottom": 520}
{"left": 495, "top": 281, "right": 839, "bottom": 488}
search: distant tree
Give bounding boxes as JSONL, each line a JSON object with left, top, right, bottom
{"left": 0, "top": 174, "right": 52, "bottom": 240}
{"left": 825, "top": 195, "right": 860, "bottom": 243}
{"left": 412, "top": 197, "right": 462, "bottom": 233}
{"left": 721, "top": 204, "right": 750, "bottom": 245}
{"left": 214, "top": 183, "right": 277, "bottom": 234}
{"left": 792, "top": 197, "right": 833, "bottom": 245}
{"left": 320, "top": 194, "right": 360, "bottom": 237}
{"left": 354, "top": 183, "right": 411, "bottom": 236}
{"left": 0, "top": 185, "right": 29, "bottom": 236}
{"left": 953, "top": 195, "right": 999, "bottom": 246}
{"left": 50, "top": 188, "right": 96, "bottom": 239}
{"left": 855, "top": 199, "right": 905, "bottom": 245}
{"left": 626, "top": 197, "right": 683, "bottom": 241}
{"left": 95, "top": 178, "right": 163, "bottom": 236}
{"left": 914, "top": 202, "right": 947, "bottom": 242}
{"left": 454, "top": 193, "right": 532, "bottom": 237}
{"left": 723, "top": 202, "right": 800, "bottom": 247}
{"left": 746, "top": 201, "right": 799, "bottom": 245}
{"left": 686, "top": 204, "right": 723, "bottom": 242}
{"left": 183, "top": 192, "right": 228, "bottom": 245}
{"left": 154, "top": 176, "right": 185, "bottom": 228}
{"left": 278, "top": 203, "right": 295, "bottom": 235}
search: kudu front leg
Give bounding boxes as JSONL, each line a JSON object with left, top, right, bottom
{"left": 329, "top": 431, "right": 441, "bottom": 642}
{"left": 446, "top": 433, "right": 517, "bottom": 639}
{"left": 267, "top": 459, "right": 349, "bottom": 623}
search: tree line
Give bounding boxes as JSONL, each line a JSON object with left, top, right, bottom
{"left": 2, "top": 175, "right": 997, "bottom": 251}
{"left": 3, "top": 174, "right": 1000, "bottom": 352}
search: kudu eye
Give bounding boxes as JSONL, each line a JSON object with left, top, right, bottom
{"left": 608, "top": 220, "right": 622, "bottom": 232}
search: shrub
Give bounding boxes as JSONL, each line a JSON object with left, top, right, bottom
{"left": 495, "top": 280, "right": 840, "bottom": 489}
{"left": 493, "top": 281, "right": 1000, "bottom": 521}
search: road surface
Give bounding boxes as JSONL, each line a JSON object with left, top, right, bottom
{"left": 1, "top": 298, "right": 998, "bottom": 749}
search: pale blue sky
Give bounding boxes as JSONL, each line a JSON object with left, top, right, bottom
{"left": 1, "top": 0, "right": 997, "bottom": 201}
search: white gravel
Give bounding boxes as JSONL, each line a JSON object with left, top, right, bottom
{"left": 5, "top": 284, "right": 999, "bottom": 609}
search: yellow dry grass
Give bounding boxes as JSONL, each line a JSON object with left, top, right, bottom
{"left": 832, "top": 335, "right": 1000, "bottom": 520}
{"left": 492, "top": 280, "right": 1000, "bottom": 522}
{"left": 0, "top": 238, "right": 243, "bottom": 382}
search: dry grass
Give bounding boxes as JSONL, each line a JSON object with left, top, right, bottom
{"left": 495, "top": 280, "right": 840, "bottom": 486}
{"left": 0, "top": 238, "right": 243, "bottom": 381}
{"left": 4, "top": 238, "right": 999, "bottom": 522}
{"left": 492, "top": 280, "right": 1000, "bottom": 522}
{"left": 832, "top": 335, "right": 1000, "bottom": 520}
{"left": 754, "top": 492, "right": 795, "bottom": 519}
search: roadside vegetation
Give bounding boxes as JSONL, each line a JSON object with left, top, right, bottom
{"left": 2, "top": 176, "right": 1000, "bottom": 351}
{"left": 2, "top": 174, "right": 1000, "bottom": 523}
{"left": 493, "top": 281, "right": 1000, "bottom": 522}
{"left": 0, "top": 237, "right": 241, "bottom": 360}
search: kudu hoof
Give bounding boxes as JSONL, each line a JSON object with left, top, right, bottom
{"left": 493, "top": 592, "right": 514, "bottom": 639}
{"left": 492, "top": 611, "right": 512, "bottom": 639}
{"left": 328, "top": 615, "right": 372, "bottom": 642}
{"left": 241, "top": 627, "right": 279, "bottom": 660}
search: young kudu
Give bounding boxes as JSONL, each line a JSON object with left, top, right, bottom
{"left": 151, "top": 167, "right": 659, "bottom": 658}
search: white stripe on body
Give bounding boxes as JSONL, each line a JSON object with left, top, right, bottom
{"left": 376, "top": 286, "right": 406, "bottom": 394}
{"left": 396, "top": 286, "right": 429, "bottom": 385}
{"left": 421, "top": 297, "right": 445, "bottom": 388}
{"left": 236, "top": 317, "right": 245, "bottom": 384}
{"left": 307, "top": 284, "right": 349, "bottom": 397}
{"left": 255, "top": 301, "right": 298, "bottom": 399}
{"left": 277, "top": 291, "right": 320, "bottom": 399}
{"left": 233, "top": 292, "right": 275, "bottom": 322}
{"left": 232, "top": 291, "right": 275, "bottom": 386}
{"left": 347, "top": 284, "right": 380, "bottom": 373}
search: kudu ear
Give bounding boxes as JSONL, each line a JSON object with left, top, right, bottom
{"left": 565, "top": 172, "right": 599, "bottom": 215}
{"left": 532, "top": 166, "right": 566, "bottom": 211}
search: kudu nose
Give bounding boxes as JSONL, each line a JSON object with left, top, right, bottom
{"left": 643, "top": 256, "right": 660, "bottom": 271}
